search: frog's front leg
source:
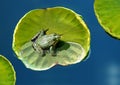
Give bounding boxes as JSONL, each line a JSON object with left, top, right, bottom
{"left": 31, "top": 29, "right": 48, "bottom": 42}
{"left": 50, "top": 46, "right": 56, "bottom": 56}
{"left": 31, "top": 31, "right": 43, "bottom": 42}
{"left": 32, "top": 43, "right": 45, "bottom": 56}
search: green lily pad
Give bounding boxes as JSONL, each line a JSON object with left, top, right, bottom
{"left": 12, "top": 7, "right": 90, "bottom": 71}
{"left": 19, "top": 41, "right": 86, "bottom": 70}
{"left": 94, "top": 0, "right": 120, "bottom": 39}
{"left": 0, "top": 55, "right": 16, "bottom": 85}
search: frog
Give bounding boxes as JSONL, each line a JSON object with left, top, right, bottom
{"left": 31, "top": 29, "right": 61, "bottom": 56}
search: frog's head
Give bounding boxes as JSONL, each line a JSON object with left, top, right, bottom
{"left": 50, "top": 33, "right": 61, "bottom": 41}
{"left": 46, "top": 33, "right": 61, "bottom": 45}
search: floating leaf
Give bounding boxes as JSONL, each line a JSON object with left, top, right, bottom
{"left": 94, "top": 0, "right": 120, "bottom": 39}
{"left": 19, "top": 41, "right": 85, "bottom": 70}
{"left": 0, "top": 55, "right": 16, "bottom": 85}
{"left": 12, "top": 7, "right": 90, "bottom": 71}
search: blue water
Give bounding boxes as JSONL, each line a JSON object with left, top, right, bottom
{"left": 0, "top": 0, "right": 120, "bottom": 85}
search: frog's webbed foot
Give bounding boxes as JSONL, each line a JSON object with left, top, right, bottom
{"left": 50, "top": 46, "right": 57, "bottom": 56}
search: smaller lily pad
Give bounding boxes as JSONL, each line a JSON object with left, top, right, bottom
{"left": 0, "top": 55, "right": 16, "bottom": 85}
{"left": 94, "top": 0, "right": 120, "bottom": 39}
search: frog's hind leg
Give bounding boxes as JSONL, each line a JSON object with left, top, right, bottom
{"left": 32, "top": 43, "right": 45, "bottom": 57}
{"left": 43, "top": 28, "right": 49, "bottom": 35}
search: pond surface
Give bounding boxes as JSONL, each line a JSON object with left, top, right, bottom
{"left": 0, "top": 0, "right": 120, "bottom": 85}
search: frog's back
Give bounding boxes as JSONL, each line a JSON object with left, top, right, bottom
{"left": 37, "top": 35, "right": 54, "bottom": 48}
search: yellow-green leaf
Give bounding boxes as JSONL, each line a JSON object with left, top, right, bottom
{"left": 94, "top": 0, "right": 120, "bottom": 39}
{"left": 0, "top": 55, "right": 16, "bottom": 85}
{"left": 12, "top": 7, "right": 90, "bottom": 71}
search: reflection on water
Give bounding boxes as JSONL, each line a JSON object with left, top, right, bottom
{"left": 106, "top": 63, "right": 120, "bottom": 85}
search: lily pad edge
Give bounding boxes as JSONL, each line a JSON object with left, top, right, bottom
{"left": 0, "top": 54, "right": 16, "bottom": 85}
